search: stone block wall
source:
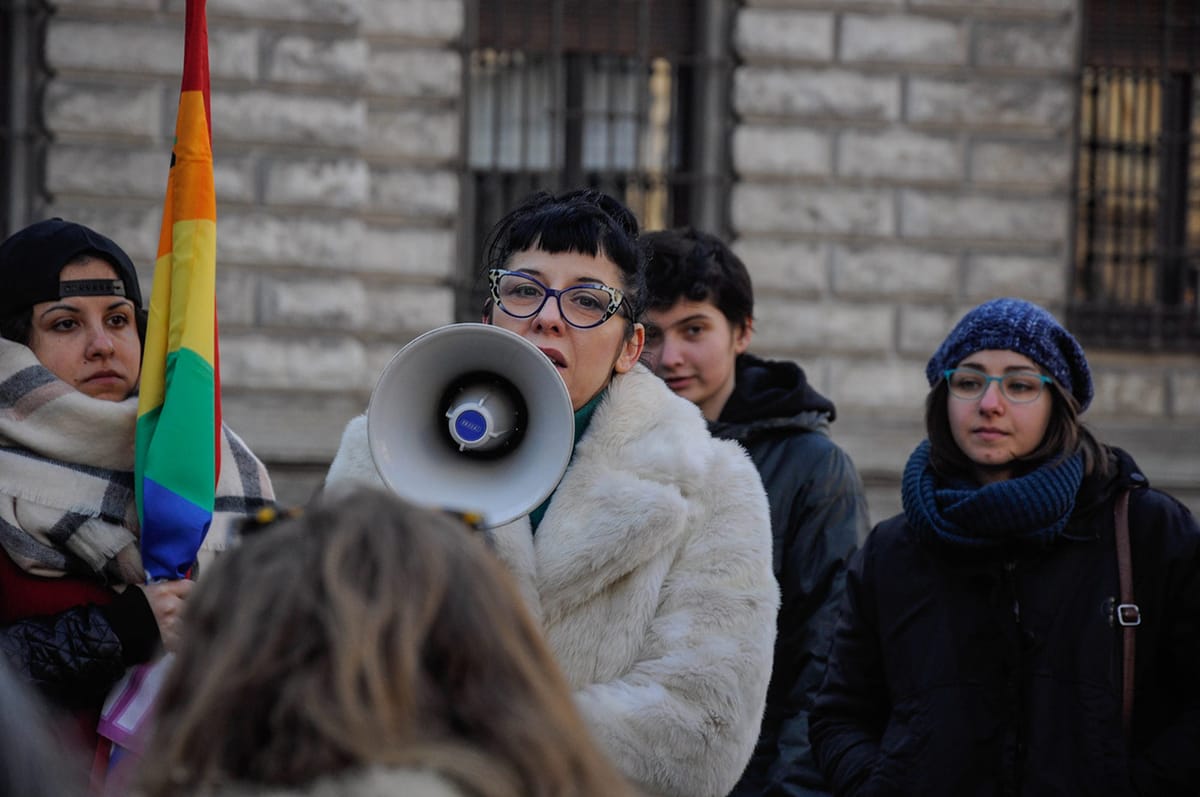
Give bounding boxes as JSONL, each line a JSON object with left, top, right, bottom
{"left": 28, "top": 0, "right": 1199, "bottom": 518}
{"left": 39, "top": 0, "right": 464, "bottom": 504}
{"left": 730, "top": 0, "right": 1199, "bottom": 524}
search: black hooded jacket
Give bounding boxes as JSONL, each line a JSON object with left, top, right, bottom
{"left": 720, "top": 354, "right": 869, "bottom": 797}
{"left": 810, "top": 448, "right": 1200, "bottom": 796}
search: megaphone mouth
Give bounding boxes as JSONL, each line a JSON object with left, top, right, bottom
{"left": 367, "top": 323, "right": 574, "bottom": 528}
{"left": 438, "top": 371, "right": 528, "bottom": 459}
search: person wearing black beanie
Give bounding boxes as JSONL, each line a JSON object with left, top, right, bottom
{"left": 810, "top": 297, "right": 1200, "bottom": 795}
{"left": 0, "top": 219, "right": 274, "bottom": 768}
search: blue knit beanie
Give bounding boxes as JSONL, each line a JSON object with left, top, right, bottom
{"left": 926, "top": 298, "right": 1093, "bottom": 411}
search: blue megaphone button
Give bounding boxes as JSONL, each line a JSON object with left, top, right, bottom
{"left": 454, "top": 409, "right": 488, "bottom": 443}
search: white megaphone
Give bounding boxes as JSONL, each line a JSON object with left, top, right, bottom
{"left": 367, "top": 323, "right": 575, "bottom": 528}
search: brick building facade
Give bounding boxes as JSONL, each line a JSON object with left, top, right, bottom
{"left": 4, "top": 0, "right": 1198, "bottom": 523}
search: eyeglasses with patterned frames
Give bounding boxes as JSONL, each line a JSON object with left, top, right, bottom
{"left": 943, "top": 368, "right": 1053, "bottom": 404}
{"left": 488, "top": 269, "right": 625, "bottom": 329}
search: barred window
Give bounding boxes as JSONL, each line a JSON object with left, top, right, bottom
{"left": 0, "top": 0, "right": 51, "bottom": 239}
{"left": 457, "top": 0, "right": 733, "bottom": 319}
{"left": 1072, "top": 0, "right": 1200, "bottom": 350}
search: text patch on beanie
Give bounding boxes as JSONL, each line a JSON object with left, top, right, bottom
{"left": 59, "top": 279, "right": 127, "bottom": 299}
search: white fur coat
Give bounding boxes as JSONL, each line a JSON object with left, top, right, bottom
{"left": 326, "top": 366, "right": 778, "bottom": 797}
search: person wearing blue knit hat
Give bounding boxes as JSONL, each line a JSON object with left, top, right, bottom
{"left": 810, "top": 297, "right": 1200, "bottom": 795}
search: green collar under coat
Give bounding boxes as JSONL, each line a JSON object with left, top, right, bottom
{"left": 528, "top": 388, "right": 605, "bottom": 532}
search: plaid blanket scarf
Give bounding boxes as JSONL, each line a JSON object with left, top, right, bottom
{"left": 0, "top": 337, "right": 274, "bottom": 584}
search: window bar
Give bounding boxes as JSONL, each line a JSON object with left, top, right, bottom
{"left": 563, "top": 54, "right": 583, "bottom": 189}
{"left": 1103, "top": 66, "right": 1119, "bottom": 315}
{"left": 587, "top": 0, "right": 610, "bottom": 192}
{"left": 484, "top": 2, "right": 504, "bottom": 245}
{"left": 1158, "top": 0, "right": 1191, "bottom": 315}
{"left": 1160, "top": 75, "right": 1192, "bottom": 303}
{"left": 458, "top": 4, "right": 480, "bottom": 313}
{"left": 671, "top": 42, "right": 689, "bottom": 227}
{"left": 633, "top": 0, "right": 651, "bottom": 222}
{"left": 1127, "top": 66, "right": 1146, "bottom": 311}
{"left": 0, "top": 0, "right": 12, "bottom": 235}
{"left": 595, "top": 11, "right": 612, "bottom": 186}
{"left": 1113, "top": 65, "right": 1132, "bottom": 312}
{"left": 1191, "top": 4, "right": 1200, "bottom": 328}
{"left": 1116, "top": 67, "right": 1136, "bottom": 315}
{"left": 1090, "top": 0, "right": 1115, "bottom": 319}
{"left": 551, "top": 0, "right": 567, "bottom": 189}
{"left": 1136, "top": 65, "right": 1154, "bottom": 310}
{"left": 484, "top": 2, "right": 500, "bottom": 171}
{"left": 516, "top": 3, "right": 531, "bottom": 177}
{"left": 1081, "top": 67, "right": 1101, "bottom": 305}
{"left": 1120, "top": 68, "right": 1139, "bottom": 313}
{"left": 694, "top": 0, "right": 730, "bottom": 234}
{"left": 1115, "top": 68, "right": 1128, "bottom": 313}
{"left": 1114, "top": 0, "right": 1135, "bottom": 316}
{"left": 1099, "top": 63, "right": 1117, "bottom": 317}
{"left": 1, "top": 0, "right": 52, "bottom": 237}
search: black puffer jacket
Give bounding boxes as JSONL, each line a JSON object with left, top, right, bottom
{"left": 719, "top": 354, "right": 869, "bottom": 797}
{"left": 2, "top": 605, "right": 125, "bottom": 706}
{"left": 810, "top": 448, "right": 1200, "bottom": 796}
{"left": 0, "top": 571, "right": 158, "bottom": 710}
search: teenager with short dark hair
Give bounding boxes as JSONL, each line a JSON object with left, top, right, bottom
{"left": 642, "top": 227, "right": 868, "bottom": 797}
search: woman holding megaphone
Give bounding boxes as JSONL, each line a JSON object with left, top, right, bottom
{"left": 327, "top": 189, "right": 779, "bottom": 797}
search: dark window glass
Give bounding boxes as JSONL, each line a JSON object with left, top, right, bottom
{"left": 0, "top": 0, "right": 52, "bottom": 239}
{"left": 457, "top": 0, "right": 732, "bottom": 319}
{"left": 1072, "top": 0, "right": 1200, "bottom": 350}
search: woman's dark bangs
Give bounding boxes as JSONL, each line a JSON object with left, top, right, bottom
{"left": 517, "top": 213, "right": 602, "bottom": 258}
{"left": 504, "top": 212, "right": 640, "bottom": 277}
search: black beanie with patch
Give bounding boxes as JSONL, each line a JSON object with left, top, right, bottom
{"left": 0, "top": 218, "right": 143, "bottom": 318}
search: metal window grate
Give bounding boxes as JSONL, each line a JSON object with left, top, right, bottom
{"left": 457, "top": 0, "right": 732, "bottom": 320}
{"left": 1071, "top": 0, "right": 1200, "bottom": 350}
{"left": 0, "top": 0, "right": 52, "bottom": 240}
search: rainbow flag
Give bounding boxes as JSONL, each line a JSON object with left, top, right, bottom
{"left": 135, "top": 0, "right": 220, "bottom": 581}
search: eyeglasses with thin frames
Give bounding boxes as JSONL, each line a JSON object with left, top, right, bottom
{"left": 943, "top": 368, "right": 1053, "bottom": 404}
{"left": 489, "top": 269, "right": 625, "bottom": 329}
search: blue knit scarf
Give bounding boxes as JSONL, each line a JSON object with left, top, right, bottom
{"left": 901, "top": 440, "right": 1084, "bottom": 550}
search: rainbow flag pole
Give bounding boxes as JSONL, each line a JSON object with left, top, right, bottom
{"left": 135, "top": 0, "right": 220, "bottom": 581}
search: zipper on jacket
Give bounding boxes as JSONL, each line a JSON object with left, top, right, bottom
{"left": 1002, "top": 559, "right": 1025, "bottom": 796}
{"left": 1004, "top": 560, "right": 1022, "bottom": 623}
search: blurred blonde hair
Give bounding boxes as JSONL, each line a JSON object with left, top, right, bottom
{"left": 136, "top": 487, "right": 635, "bottom": 797}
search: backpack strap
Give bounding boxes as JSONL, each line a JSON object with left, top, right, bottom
{"left": 1114, "top": 489, "right": 1139, "bottom": 737}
